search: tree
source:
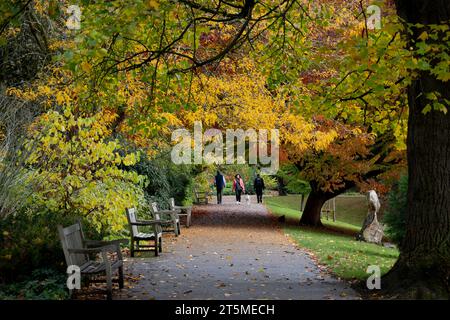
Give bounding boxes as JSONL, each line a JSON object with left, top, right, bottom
{"left": 381, "top": 0, "right": 450, "bottom": 299}
{"left": 0, "top": 0, "right": 57, "bottom": 219}
{"left": 283, "top": 116, "right": 404, "bottom": 226}
{"left": 0, "top": 96, "right": 40, "bottom": 219}
{"left": 277, "top": 1, "right": 409, "bottom": 226}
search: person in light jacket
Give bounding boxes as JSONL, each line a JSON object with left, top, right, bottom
{"left": 232, "top": 174, "right": 246, "bottom": 204}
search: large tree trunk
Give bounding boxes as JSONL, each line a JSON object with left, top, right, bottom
{"left": 300, "top": 189, "right": 328, "bottom": 227}
{"left": 382, "top": 0, "right": 450, "bottom": 299}
{"left": 299, "top": 182, "right": 339, "bottom": 227}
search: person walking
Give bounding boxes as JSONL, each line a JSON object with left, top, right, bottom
{"left": 214, "top": 170, "right": 226, "bottom": 204}
{"left": 254, "top": 174, "right": 265, "bottom": 203}
{"left": 232, "top": 174, "right": 245, "bottom": 204}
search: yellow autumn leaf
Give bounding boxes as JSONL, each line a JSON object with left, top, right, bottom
{"left": 418, "top": 31, "right": 428, "bottom": 41}
{"left": 145, "top": 0, "right": 159, "bottom": 9}
{"left": 80, "top": 61, "right": 92, "bottom": 73}
{"left": 123, "top": 153, "right": 137, "bottom": 166}
{"left": 56, "top": 92, "right": 66, "bottom": 106}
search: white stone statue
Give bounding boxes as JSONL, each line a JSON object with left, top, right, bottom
{"left": 358, "top": 190, "right": 384, "bottom": 244}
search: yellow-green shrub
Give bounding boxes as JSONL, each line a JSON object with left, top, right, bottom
{"left": 23, "top": 107, "right": 146, "bottom": 234}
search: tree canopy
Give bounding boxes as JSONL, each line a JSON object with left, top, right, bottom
{"left": 1, "top": 0, "right": 449, "bottom": 298}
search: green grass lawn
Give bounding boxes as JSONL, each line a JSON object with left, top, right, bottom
{"left": 266, "top": 194, "right": 368, "bottom": 227}
{"left": 265, "top": 195, "right": 399, "bottom": 280}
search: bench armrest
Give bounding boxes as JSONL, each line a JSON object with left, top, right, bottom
{"left": 173, "top": 205, "right": 192, "bottom": 210}
{"left": 84, "top": 239, "right": 128, "bottom": 247}
{"left": 158, "top": 209, "right": 180, "bottom": 214}
{"left": 67, "top": 244, "right": 117, "bottom": 254}
{"left": 130, "top": 220, "right": 162, "bottom": 226}
{"left": 158, "top": 210, "right": 180, "bottom": 223}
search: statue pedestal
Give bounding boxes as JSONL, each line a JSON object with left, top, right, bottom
{"left": 362, "top": 216, "right": 384, "bottom": 244}
{"left": 358, "top": 190, "right": 384, "bottom": 244}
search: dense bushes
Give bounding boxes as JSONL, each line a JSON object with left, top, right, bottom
{"left": 277, "top": 164, "right": 311, "bottom": 195}
{"left": 0, "top": 108, "right": 149, "bottom": 289}
{"left": 23, "top": 109, "right": 146, "bottom": 235}
{"left": 383, "top": 175, "right": 407, "bottom": 245}
{"left": 132, "top": 153, "right": 194, "bottom": 209}
{"left": 0, "top": 268, "right": 69, "bottom": 300}
{"left": 222, "top": 175, "right": 278, "bottom": 195}
{"left": 0, "top": 208, "right": 88, "bottom": 283}
{"left": 0, "top": 113, "right": 195, "bottom": 289}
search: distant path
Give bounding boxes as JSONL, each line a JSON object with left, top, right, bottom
{"left": 116, "top": 196, "right": 360, "bottom": 300}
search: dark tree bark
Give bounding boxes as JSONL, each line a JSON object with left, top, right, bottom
{"left": 382, "top": 0, "right": 450, "bottom": 299}
{"left": 277, "top": 176, "right": 288, "bottom": 196}
{"left": 300, "top": 194, "right": 306, "bottom": 212}
{"left": 299, "top": 189, "right": 329, "bottom": 227}
{"left": 299, "top": 182, "right": 347, "bottom": 227}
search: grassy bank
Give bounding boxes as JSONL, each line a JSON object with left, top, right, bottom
{"left": 265, "top": 195, "right": 399, "bottom": 280}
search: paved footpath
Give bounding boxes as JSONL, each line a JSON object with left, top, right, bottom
{"left": 115, "top": 196, "right": 360, "bottom": 300}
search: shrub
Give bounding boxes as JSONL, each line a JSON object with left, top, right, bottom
{"left": 262, "top": 176, "right": 278, "bottom": 190}
{"left": 132, "top": 153, "right": 193, "bottom": 209}
{"left": 0, "top": 208, "right": 90, "bottom": 283}
{"left": 0, "top": 268, "right": 69, "bottom": 300}
{"left": 23, "top": 108, "right": 146, "bottom": 234}
{"left": 192, "top": 171, "right": 212, "bottom": 191}
{"left": 277, "top": 164, "right": 311, "bottom": 195}
{"left": 383, "top": 174, "right": 407, "bottom": 245}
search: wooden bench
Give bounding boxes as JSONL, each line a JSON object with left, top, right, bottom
{"left": 193, "top": 188, "right": 209, "bottom": 205}
{"left": 320, "top": 198, "right": 336, "bottom": 222}
{"left": 151, "top": 202, "right": 181, "bottom": 236}
{"left": 126, "top": 207, "right": 163, "bottom": 257}
{"left": 58, "top": 221, "right": 127, "bottom": 299}
{"left": 169, "top": 197, "right": 192, "bottom": 227}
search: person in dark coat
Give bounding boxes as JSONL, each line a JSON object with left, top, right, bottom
{"left": 254, "top": 174, "right": 265, "bottom": 203}
{"left": 214, "top": 170, "right": 226, "bottom": 204}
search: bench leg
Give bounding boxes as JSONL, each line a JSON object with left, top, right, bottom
{"left": 154, "top": 237, "right": 159, "bottom": 256}
{"left": 118, "top": 266, "right": 124, "bottom": 289}
{"left": 104, "top": 258, "right": 113, "bottom": 300}
{"left": 130, "top": 239, "right": 135, "bottom": 257}
{"left": 187, "top": 210, "right": 191, "bottom": 227}
{"left": 159, "top": 235, "right": 163, "bottom": 253}
{"left": 174, "top": 221, "right": 180, "bottom": 236}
